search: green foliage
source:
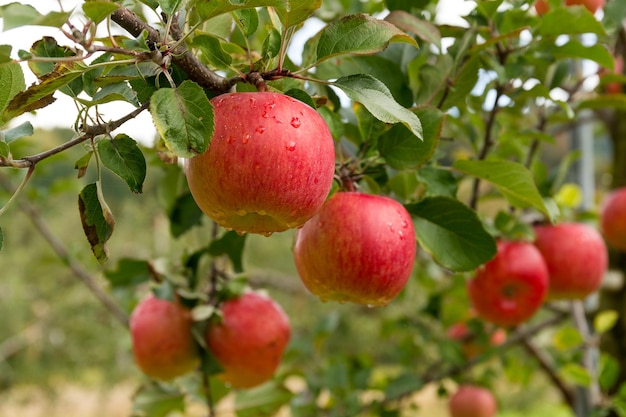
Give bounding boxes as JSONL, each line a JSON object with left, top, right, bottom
{"left": 0, "top": 0, "right": 625, "bottom": 415}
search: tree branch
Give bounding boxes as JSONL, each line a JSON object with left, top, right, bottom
{"left": 0, "top": 172, "right": 129, "bottom": 327}
{"left": 110, "top": 7, "right": 242, "bottom": 93}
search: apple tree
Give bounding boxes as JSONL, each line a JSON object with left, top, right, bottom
{"left": 1, "top": 0, "right": 626, "bottom": 416}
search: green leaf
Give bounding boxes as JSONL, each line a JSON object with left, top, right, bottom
{"left": 132, "top": 383, "right": 185, "bottom": 417}
{"left": 537, "top": 6, "right": 606, "bottom": 36}
{"left": 208, "top": 231, "right": 248, "bottom": 273}
{"left": 442, "top": 56, "right": 481, "bottom": 110}
{"left": 0, "top": 227, "right": 3, "bottom": 252}
{"left": 158, "top": 0, "right": 183, "bottom": 15}
{"left": 149, "top": 80, "right": 214, "bottom": 158}
{"left": 0, "top": 142, "right": 9, "bottom": 158}
{"left": 594, "top": 310, "right": 619, "bottom": 334}
{"left": 2, "top": 62, "right": 85, "bottom": 124}
{"left": 78, "top": 183, "right": 115, "bottom": 264}
{"left": 453, "top": 159, "right": 553, "bottom": 220}
{"left": 74, "top": 152, "right": 92, "bottom": 179}
{"left": 599, "top": 353, "right": 620, "bottom": 391}
{"left": 168, "top": 192, "right": 204, "bottom": 238}
{"left": 540, "top": 38, "right": 614, "bottom": 69}
{"left": 0, "top": 62, "right": 25, "bottom": 122}
{"left": 384, "top": 373, "right": 423, "bottom": 400}
{"left": 195, "top": 0, "right": 287, "bottom": 21}
{"left": 0, "top": 121, "right": 33, "bottom": 143}
{"left": 406, "top": 196, "right": 497, "bottom": 271}
{"left": 98, "top": 134, "right": 146, "bottom": 194}
{"left": 234, "top": 8, "right": 259, "bottom": 36}
{"left": 559, "top": 363, "right": 592, "bottom": 387}
{"left": 553, "top": 326, "right": 583, "bottom": 351}
{"left": 417, "top": 165, "right": 458, "bottom": 198}
{"left": 234, "top": 381, "right": 294, "bottom": 417}
{"left": 333, "top": 74, "right": 422, "bottom": 139}
{"left": 578, "top": 94, "right": 626, "bottom": 111}
{"left": 379, "top": 107, "right": 443, "bottom": 170}
{"left": 192, "top": 34, "right": 233, "bottom": 70}
{"left": 82, "top": 1, "right": 120, "bottom": 24}
{"left": 275, "top": 0, "right": 321, "bottom": 28}
{"left": 0, "top": 45, "right": 12, "bottom": 64}
{"left": 384, "top": 10, "right": 441, "bottom": 48}
{"left": 0, "top": 3, "right": 71, "bottom": 29}
{"left": 104, "top": 258, "right": 152, "bottom": 287}
{"left": 308, "top": 13, "right": 417, "bottom": 68}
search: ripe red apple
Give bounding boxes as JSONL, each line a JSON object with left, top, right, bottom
{"left": 130, "top": 295, "right": 199, "bottom": 380}
{"left": 449, "top": 385, "right": 497, "bottom": 417}
{"left": 185, "top": 92, "right": 336, "bottom": 236}
{"left": 535, "top": 0, "right": 604, "bottom": 14}
{"left": 205, "top": 292, "right": 291, "bottom": 389}
{"left": 293, "top": 192, "right": 417, "bottom": 306}
{"left": 602, "top": 187, "right": 626, "bottom": 252}
{"left": 600, "top": 56, "right": 624, "bottom": 95}
{"left": 534, "top": 223, "right": 607, "bottom": 299}
{"left": 447, "top": 322, "right": 506, "bottom": 359}
{"left": 468, "top": 240, "right": 548, "bottom": 327}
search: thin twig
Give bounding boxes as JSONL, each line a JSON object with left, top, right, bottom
{"left": 0, "top": 172, "right": 129, "bottom": 327}
{"left": 520, "top": 336, "right": 576, "bottom": 409}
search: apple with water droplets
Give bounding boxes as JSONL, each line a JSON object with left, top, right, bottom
{"left": 205, "top": 292, "right": 290, "bottom": 389}
{"left": 185, "top": 92, "right": 336, "bottom": 236}
{"left": 534, "top": 222, "right": 607, "bottom": 299}
{"left": 449, "top": 385, "right": 497, "bottom": 417}
{"left": 468, "top": 240, "right": 548, "bottom": 327}
{"left": 293, "top": 192, "right": 417, "bottom": 306}
{"left": 130, "top": 295, "right": 200, "bottom": 380}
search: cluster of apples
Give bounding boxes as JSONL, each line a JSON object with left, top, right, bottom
{"left": 130, "top": 291, "right": 290, "bottom": 387}
{"left": 130, "top": 91, "right": 419, "bottom": 386}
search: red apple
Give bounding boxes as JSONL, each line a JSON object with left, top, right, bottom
{"left": 449, "top": 385, "right": 497, "bottom": 417}
{"left": 600, "top": 56, "right": 625, "bottom": 95}
{"left": 535, "top": 0, "right": 604, "bottom": 14}
{"left": 206, "top": 292, "right": 291, "bottom": 389}
{"left": 468, "top": 240, "right": 548, "bottom": 327}
{"left": 130, "top": 295, "right": 199, "bottom": 380}
{"left": 293, "top": 192, "right": 417, "bottom": 306}
{"left": 447, "top": 322, "right": 506, "bottom": 359}
{"left": 601, "top": 187, "right": 626, "bottom": 252}
{"left": 534, "top": 223, "right": 607, "bottom": 299}
{"left": 185, "top": 92, "right": 336, "bottom": 236}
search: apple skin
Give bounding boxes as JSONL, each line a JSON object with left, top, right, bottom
{"left": 293, "top": 192, "right": 417, "bottom": 306}
{"left": 601, "top": 187, "right": 626, "bottom": 252}
{"left": 534, "top": 223, "right": 608, "bottom": 299}
{"left": 468, "top": 240, "right": 548, "bottom": 327}
{"left": 535, "top": 0, "right": 604, "bottom": 14}
{"left": 449, "top": 385, "right": 497, "bottom": 417}
{"left": 447, "top": 322, "right": 506, "bottom": 359}
{"left": 206, "top": 292, "right": 291, "bottom": 389}
{"left": 130, "top": 296, "right": 200, "bottom": 380}
{"left": 186, "top": 92, "right": 336, "bottom": 236}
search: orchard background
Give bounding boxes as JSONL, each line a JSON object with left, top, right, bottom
{"left": 1, "top": 0, "right": 626, "bottom": 416}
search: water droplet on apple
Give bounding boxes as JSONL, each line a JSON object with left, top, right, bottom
{"left": 290, "top": 117, "right": 301, "bottom": 128}
{"left": 398, "top": 230, "right": 405, "bottom": 240}
{"left": 285, "top": 141, "right": 296, "bottom": 151}
{"left": 387, "top": 222, "right": 395, "bottom": 232}
{"left": 242, "top": 134, "right": 251, "bottom": 144}
{"left": 401, "top": 220, "right": 409, "bottom": 228}
{"left": 249, "top": 97, "right": 256, "bottom": 108}
{"left": 261, "top": 231, "right": 273, "bottom": 237}
{"left": 227, "top": 136, "right": 236, "bottom": 144}
{"left": 236, "top": 209, "right": 247, "bottom": 216}
{"left": 257, "top": 210, "right": 267, "bottom": 216}
{"left": 255, "top": 126, "right": 265, "bottom": 134}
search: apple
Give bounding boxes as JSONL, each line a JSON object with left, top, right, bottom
{"left": 534, "top": 0, "right": 604, "bottom": 14}
{"left": 467, "top": 240, "right": 548, "bottom": 327}
{"left": 130, "top": 295, "right": 199, "bottom": 380}
{"left": 534, "top": 223, "right": 607, "bottom": 299}
{"left": 293, "top": 192, "right": 417, "bottom": 306}
{"left": 447, "top": 322, "right": 506, "bottom": 359}
{"left": 185, "top": 92, "right": 336, "bottom": 236}
{"left": 449, "top": 385, "right": 497, "bottom": 417}
{"left": 205, "top": 292, "right": 291, "bottom": 389}
{"left": 602, "top": 187, "right": 626, "bottom": 252}
{"left": 600, "top": 56, "right": 624, "bottom": 95}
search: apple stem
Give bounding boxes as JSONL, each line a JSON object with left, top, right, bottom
{"left": 247, "top": 72, "right": 267, "bottom": 92}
